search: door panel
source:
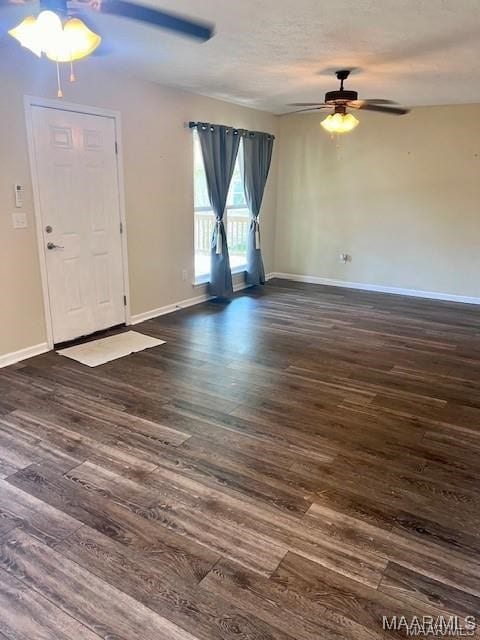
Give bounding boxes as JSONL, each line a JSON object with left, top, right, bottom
{"left": 31, "top": 106, "right": 125, "bottom": 344}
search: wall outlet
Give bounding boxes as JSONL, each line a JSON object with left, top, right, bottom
{"left": 12, "top": 212, "right": 28, "bottom": 228}
{"left": 181, "top": 269, "right": 188, "bottom": 282}
{"left": 339, "top": 253, "right": 351, "bottom": 263}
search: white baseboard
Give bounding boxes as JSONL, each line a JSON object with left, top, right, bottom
{"left": 131, "top": 275, "right": 272, "bottom": 325}
{"left": 131, "top": 292, "right": 210, "bottom": 324}
{"left": 269, "top": 272, "right": 480, "bottom": 305}
{"left": 0, "top": 342, "right": 49, "bottom": 369}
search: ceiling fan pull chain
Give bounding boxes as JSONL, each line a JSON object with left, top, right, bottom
{"left": 56, "top": 61, "right": 63, "bottom": 98}
{"left": 70, "top": 59, "right": 76, "bottom": 83}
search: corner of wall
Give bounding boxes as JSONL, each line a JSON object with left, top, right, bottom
{"left": 271, "top": 115, "right": 283, "bottom": 274}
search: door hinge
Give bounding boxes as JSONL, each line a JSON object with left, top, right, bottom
{"left": 120, "top": 221, "right": 123, "bottom": 234}
{"left": 114, "top": 141, "right": 118, "bottom": 154}
{"left": 123, "top": 295, "right": 127, "bottom": 306}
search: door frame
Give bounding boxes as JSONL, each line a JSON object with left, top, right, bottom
{"left": 24, "top": 95, "right": 131, "bottom": 349}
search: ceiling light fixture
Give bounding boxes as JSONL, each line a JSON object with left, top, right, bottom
{"left": 320, "top": 108, "right": 359, "bottom": 134}
{"left": 9, "top": 9, "right": 101, "bottom": 96}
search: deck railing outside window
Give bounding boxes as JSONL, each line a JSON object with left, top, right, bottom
{"left": 194, "top": 206, "right": 249, "bottom": 277}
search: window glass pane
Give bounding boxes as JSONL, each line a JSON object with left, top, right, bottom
{"left": 193, "top": 135, "right": 210, "bottom": 209}
{"left": 226, "top": 141, "right": 249, "bottom": 270}
{"left": 194, "top": 133, "right": 249, "bottom": 281}
{"left": 193, "top": 133, "right": 212, "bottom": 278}
{"left": 227, "top": 153, "right": 246, "bottom": 207}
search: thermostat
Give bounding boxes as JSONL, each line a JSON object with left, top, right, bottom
{"left": 14, "top": 183, "right": 24, "bottom": 208}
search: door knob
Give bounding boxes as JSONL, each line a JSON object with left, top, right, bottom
{"left": 47, "top": 242, "right": 64, "bottom": 250}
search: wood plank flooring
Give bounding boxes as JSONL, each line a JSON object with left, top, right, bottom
{"left": 1, "top": 278, "right": 480, "bottom": 638}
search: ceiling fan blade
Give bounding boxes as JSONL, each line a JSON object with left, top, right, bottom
{"left": 357, "top": 99, "right": 398, "bottom": 105}
{"left": 347, "top": 100, "right": 400, "bottom": 109}
{"left": 349, "top": 103, "right": 410, "bottom": 115}
{"left": 68, "top": 0, "right": 214, "bottom": 41}
{"left": 288, "top": 102, "right": 327, "bottom": 107}
{"left": 0, "top": 0, "right": 36, "bottom": 5}
{"left": 281, "top": 106, "right": 330, "bottom": 116}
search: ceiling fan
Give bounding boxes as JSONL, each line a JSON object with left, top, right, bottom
{"left": 2, "top": 0, "right": 215, "bottom": 95}
{"left": 288, "top": 69, "right": 410, "bottom": 133}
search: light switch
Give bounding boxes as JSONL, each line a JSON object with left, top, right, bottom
{"left": 12, "top": 212, "right": 28, "bottom": 228}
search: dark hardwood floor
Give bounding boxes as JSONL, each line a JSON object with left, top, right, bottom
{"left": 1, "top": 278, "right": 480, "bottom": 639}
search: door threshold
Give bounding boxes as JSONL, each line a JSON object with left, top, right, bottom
{"left": 54, "top": 324, "right": 127, "bottom": 350}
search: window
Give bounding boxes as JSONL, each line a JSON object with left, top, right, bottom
{"left": 194, "top": 132, "right": 249, "bottom": 282}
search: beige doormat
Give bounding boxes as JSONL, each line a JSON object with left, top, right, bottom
{"left": 57, "top": 330, "right": 165, "bottom": 367}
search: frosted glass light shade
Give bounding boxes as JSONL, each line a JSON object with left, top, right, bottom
{"left": 321, "top": 112, "right": 359, "bottom": 134}
{"left": 9, "top": 11, "right": 101, "bottom": 62}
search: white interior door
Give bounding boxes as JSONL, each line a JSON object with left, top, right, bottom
{"left": 30, "top": 106, "right": 126, "bottom": 344}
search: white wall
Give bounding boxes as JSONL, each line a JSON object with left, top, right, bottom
{"left": 0, "top": 45, "right": 278, "bottom": 358}
{"left": 275, "top": 105, "right": 480, "bottom": 299}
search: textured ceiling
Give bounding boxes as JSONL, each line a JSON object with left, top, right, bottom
{"left": 4, "top": 0, "right": 480, "bottom": 112}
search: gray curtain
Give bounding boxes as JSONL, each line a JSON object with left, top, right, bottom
{"left": 242, "top": 132, "right": 274, "bottom": 285}
{"left": 196, "top": 123, "right": 242, "bottom": 298}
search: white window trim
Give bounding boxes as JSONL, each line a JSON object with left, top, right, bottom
{"left": 194, "top": 273, "right": 209, "bottom": 286}
{"left": 194, "top": 266, "right": 246, "bottom": 287}
{"left": 193, "top": 264, "right": 247, "bottom": 286}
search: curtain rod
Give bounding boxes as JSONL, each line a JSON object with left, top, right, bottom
{"left": 188, "top": 121, "right": 275, "bottom": 140}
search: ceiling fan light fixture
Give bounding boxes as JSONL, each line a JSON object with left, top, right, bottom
{"left": 321, "top": 112, "right": 359, "bottom": 134}
{"left": 48, "top": 17, "right": 102, "bottom": 62}
{"left": 9, "top": 10, "right": 101, "bottom": 62}
{"left": 8, "top": 15, "right": 43, "bottom": 57}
